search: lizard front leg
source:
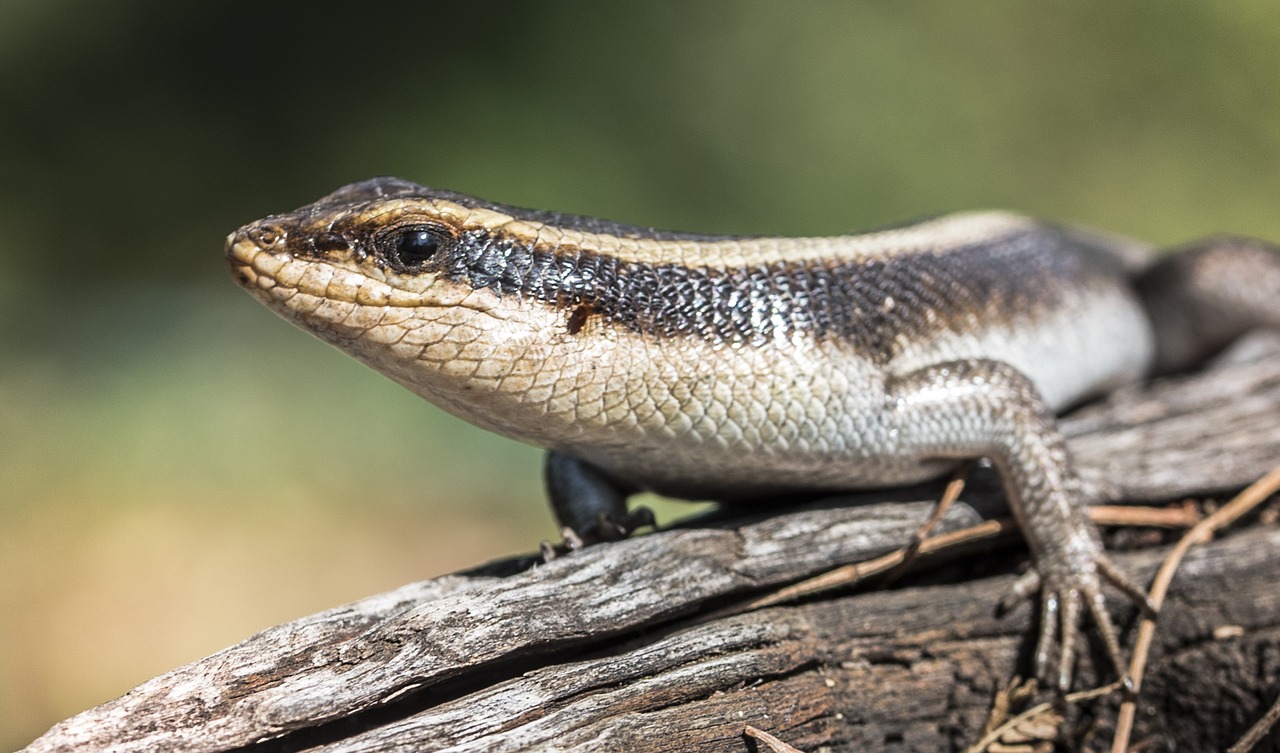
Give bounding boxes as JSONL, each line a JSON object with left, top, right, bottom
{"left": 888, "top": 358, "right": 1146, "bottom": 691}
{"left": 544, "top": 451, "right": 654, "bottom": 548}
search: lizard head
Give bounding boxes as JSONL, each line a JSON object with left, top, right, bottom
{"left": 229, "top": 175, "right": 544, "bottom": 294}
{"left": 225, "top": 176, "right": 590, "bottom": 435}
{"left": 228, "top": 176, "right": 494, "bottom": 314}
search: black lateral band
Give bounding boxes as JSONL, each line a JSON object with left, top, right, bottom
{"left": 439, "top": 225, "right": 1108, "bottom": 362}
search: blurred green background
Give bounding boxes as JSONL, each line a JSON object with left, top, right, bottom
{"left": 3, "top": 1, "right": 1279, "bottom": 747}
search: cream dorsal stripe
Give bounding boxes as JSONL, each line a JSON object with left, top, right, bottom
{"left": 299, "top": 175, "right": 1043, "bottom": 267}
{"left": 441, "top": 203, "right": 1040, "bottom": 267}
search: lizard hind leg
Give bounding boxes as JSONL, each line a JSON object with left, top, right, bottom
{"left": 888, "top": 359, "right": 1141, "bottom": 691}
{"left": 1136, "top": 236, "right": 1280, "bottom": 374}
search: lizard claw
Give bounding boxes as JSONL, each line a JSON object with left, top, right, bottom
{"left": 1009, "top": 552, "right": 1145, "bottom": 693}
{"left": 1097, "top": 556, "right": 1158, "bottom": 618}
{"left": 539, "top": 526, "right": 586, "bottom": 562}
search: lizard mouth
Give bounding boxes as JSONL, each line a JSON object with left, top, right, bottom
{"left": 225, "top": 231, "right": 266, "bottom": 291}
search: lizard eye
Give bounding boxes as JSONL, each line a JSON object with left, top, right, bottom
{"left": 382, "top": 225, "right": 450, "bottom": 270}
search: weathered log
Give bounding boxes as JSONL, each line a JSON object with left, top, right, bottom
{"left": 22, "top": 334, "right": 1280, "bottom": 753}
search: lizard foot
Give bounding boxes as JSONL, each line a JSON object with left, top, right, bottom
{"left": 575, "top": 505, "right": 655, "bottom": 546}
{"left": 1001, "top": 552, "right": 1154, "bottom": 692}
{"left": 540, "top": 506, "right": 656, "bottom": 561}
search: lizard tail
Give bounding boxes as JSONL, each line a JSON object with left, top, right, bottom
{"left": 1136, "top": 236, "right": 1280, "bottom": 374}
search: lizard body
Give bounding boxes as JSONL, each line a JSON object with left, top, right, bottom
{"left": 226, "top": 176, "right": 1280, "bottom": 689}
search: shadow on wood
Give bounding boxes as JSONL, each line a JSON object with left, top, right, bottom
{"left": 22, "top": 335, "right": 1280, "bottom": 753}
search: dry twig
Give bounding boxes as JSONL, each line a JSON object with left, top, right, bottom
{"left": 744, "top": 725, "right": 807, "bottom": 753}
{"left": 1110, "top": 462, "right": 1280, "bottom": 753}
{"left": 965, "top": 679, "right": 1122, "bottom": 753}
{"left": 1225, "top": 689, "right": 1280, "bottom": 753}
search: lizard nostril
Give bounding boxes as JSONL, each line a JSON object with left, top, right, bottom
{"left": 249, "top": 224, "right": 284, "bottom": 247}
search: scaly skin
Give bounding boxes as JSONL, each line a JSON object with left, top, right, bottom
{"left": 226, "top": 176, "right": 1280, "bottom": 690}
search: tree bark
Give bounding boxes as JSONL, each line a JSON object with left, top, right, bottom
{"left": 22, "top": 334, "right": 1280, "bottom": 753}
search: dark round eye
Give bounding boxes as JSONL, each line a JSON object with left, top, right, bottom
{"left": 394, "top": 228, "right": 441, "bottom": 266}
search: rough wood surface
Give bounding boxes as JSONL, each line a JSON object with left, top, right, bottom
{"left": 22, "top": 334, "right": 1280, "bottom": 753}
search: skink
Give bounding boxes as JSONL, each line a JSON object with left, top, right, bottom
{"left": 226, "top": 176, "right": 1280, "bottom": 690}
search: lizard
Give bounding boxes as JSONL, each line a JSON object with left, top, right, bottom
{"left": 225, "top": 176, "right": 1280, "bottom": 691}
